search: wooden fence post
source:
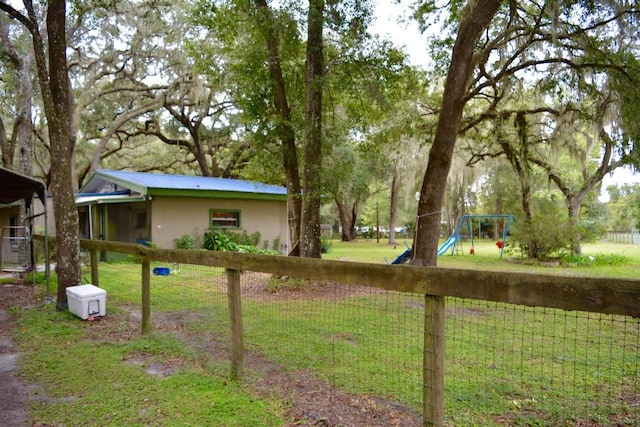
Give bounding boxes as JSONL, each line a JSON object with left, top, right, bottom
{"left": 423, "top": 294, "right": 445, "bottom": 427}
{"left": 226, "top": 268, "right": 244, "bottom": 380}
{"left": 141, "top": 257, "right": 151, "bottom": 334}
{"left": 90, "top": 249, "right": 99, "bottom": 287}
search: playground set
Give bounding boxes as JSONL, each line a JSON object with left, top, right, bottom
{"left": 389, "top": 214, "right": 515, "bottom": 264}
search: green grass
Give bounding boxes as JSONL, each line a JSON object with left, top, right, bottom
{"left": 242, "top": 294, "right": 425, "bottom": 402}
{"left": 13, "top": 240, "right": 640, "bottom": 425}
{"left": 14, "top": 305, "right": 284, "bottom": 426}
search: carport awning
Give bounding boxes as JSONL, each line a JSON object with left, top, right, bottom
{"left": 0, "top": 167, "right": 46, "bottom": 204}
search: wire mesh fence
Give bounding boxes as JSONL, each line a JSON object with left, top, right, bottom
{"left": 238, "top": 272, "right": 425, "bottom": 408}
{"left": 81, "top": 253, "right": 639, "bottom": 426}
{"left": 446, "top": 299, "right": 639, "bottom": 425}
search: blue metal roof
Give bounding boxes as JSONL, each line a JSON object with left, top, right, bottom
{"left": 82, "top": 170, "right": 287, "bottom": 196}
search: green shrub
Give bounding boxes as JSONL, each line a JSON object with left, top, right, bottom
{"left": 174, "top": 234, "right": 197, "bottom": 250}
{"left": 237, "top": 244, "right": 280, "bottom": 255}
{"left": 220, "top": 229, "right": 261, "bottom": 246}
{"left": 511, "top": 211, "right": 578, "bottom": 260}
{"left": 321, "top": 237, "right": 332, "bottom": 254}
{"left": 203, "top": 231, "right": 279, "bottom": 254}
{"left": 203, "top": 231, "right": 238, "bottom": 251}
{"left": 560, "top": 252, "right": 631, "bottom": 267}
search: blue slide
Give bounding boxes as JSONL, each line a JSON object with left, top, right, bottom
{"left": 390, "top": 248, "right": 412, "bottom": 264}
{"left": 436, "top": 235, "right": 458, "bottom": 256}
{"left": 388, "top": 235, "right": 459, "bottom": 264}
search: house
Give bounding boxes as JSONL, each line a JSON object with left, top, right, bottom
{"left": 76, "top": 170, "right": 289, "bottom": 253}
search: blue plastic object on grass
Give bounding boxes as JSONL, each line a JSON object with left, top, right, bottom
{"left": 153, "top": 267, "right": 171, "bottom": 276}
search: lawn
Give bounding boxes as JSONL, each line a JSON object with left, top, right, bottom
{"left": 325, "top": 237, "right": 640, "bottom": 278}
{"left": 12, "top": 239, "right": 640, "bottom": 426}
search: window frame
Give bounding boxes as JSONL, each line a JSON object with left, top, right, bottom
{"left": 133, "top": 210, "right": 148, "bottom": 230}
{"left": 209, "top": 209, "right": 241, "bottom": 229}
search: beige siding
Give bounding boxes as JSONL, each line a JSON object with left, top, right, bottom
{"left": 150, "top": 197, "right": 288, "bottom": 252}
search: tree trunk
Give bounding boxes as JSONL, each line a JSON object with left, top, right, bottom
{"left": 412, "top": 0, "right": 502, "bottom": 266}
{"left": 284, "top": 142, "right": 303, "bottom": 255}
{"left": 520, "top": 181, "right": 538, "bottom": 259}
{"left": 254, "top": 0, "right": 303, "bottom": 256}
{"left": 499, "top": 112, "right": 540, "bottom": 258}
{"left": 300, "top": 0, "right": 324, "bottom": 258}
{"left": 17, "top": 55, "right": 34, "bottom": 241}
{"left": 0, "top": 117, "right": 7, "bottom": 166}
{"left": 16, "top": 65, "right": 34, "bottom": 179}
{"left": 0, "top": 21, "right": 34, "bottom": 171}
{"left": 567, "top": 197, "right": 582, "bottom": 255}
{"left": 493, "top": 196, "right": 502, "bottom": 241}
{"left": 336, "top": 198, "right": 357, "bottom": 241}
{"left": 388, "top": 173, "right": 401, "bottom": 245}
{"left": 46, "top": 0, "right": 82, "bottom": 308}
{"left": 516, "top": 114, "right": 538, "bottom": 259}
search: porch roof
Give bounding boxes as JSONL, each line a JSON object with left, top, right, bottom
{"left": 75, "top": 191, "right": 146, "bottom": 206}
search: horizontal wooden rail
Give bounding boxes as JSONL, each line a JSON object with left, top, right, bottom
{"left": 34, "top": 236, "right": 640, "bottom": 318}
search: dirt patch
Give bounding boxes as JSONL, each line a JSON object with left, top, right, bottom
{"left": 248, "top": 356, "right": 421, "bottom": 426}
{"left": 240, "top": 272, "right": 383, "bottom": 303}
{"left": 123, "top": 354, "right": 186, "bottom": 378}
{"left": 0, "top": 281, "right": 39, "bottom": 312}
{"left": 0, "top": 278, "right": 41, "bottom": 427}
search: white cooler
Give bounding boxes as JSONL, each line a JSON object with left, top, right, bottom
{"left": 66, "top": 284, "right": 107, "bottom": 320}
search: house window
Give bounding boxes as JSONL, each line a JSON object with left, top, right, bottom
{"left": 210, "top": 209, "right": 240, "bottom": 228}
{"left": 134, "top": 211, "right": 147, "bottom": 229}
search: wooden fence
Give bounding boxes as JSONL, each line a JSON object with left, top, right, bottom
{"left": 69, "top": 238, "right": 640, "bottom": 427}
{"left": 606, "top": 231, "right": 640, "bottom": 245}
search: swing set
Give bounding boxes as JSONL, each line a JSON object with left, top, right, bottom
{"left": 442, "top": 214, "right": 516, "bottom": 259}
{"left": 389, "top": 214, "right": 515, "bottom": 264}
